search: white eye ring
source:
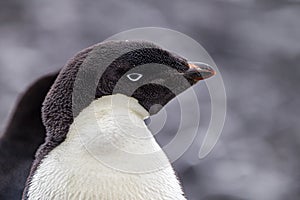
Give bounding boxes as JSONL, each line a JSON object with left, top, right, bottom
{"left": 126, "top": 73, "right": 143, "bottom": 81}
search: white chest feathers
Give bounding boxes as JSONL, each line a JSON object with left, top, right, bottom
{"left": 28, "top": 94, "right": 186, "bottom": 200}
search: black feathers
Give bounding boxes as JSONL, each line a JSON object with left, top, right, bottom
{"left": 0, "top": 73, "right": 58, "bottom": 200}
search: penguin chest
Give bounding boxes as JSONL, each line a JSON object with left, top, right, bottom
{"left": 27, "top": 145, "right": 185, "bottom": 200}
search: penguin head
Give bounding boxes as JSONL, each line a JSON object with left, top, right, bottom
{"left": 41, "top": 40, "right": 216, "bottom": 139}
{"left": 94, "top": 41, "right": 215, "bottom": 114}
{"left": 42, "top": 40, "right": 215, "bottom": 142}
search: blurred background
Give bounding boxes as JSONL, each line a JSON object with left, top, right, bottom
{"left": 0, "top": 0, "right": 299, "bottom": 199}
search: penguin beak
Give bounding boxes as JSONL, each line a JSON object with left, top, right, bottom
{"left": 184, "top": 62, "right": 216, "bottom": 82}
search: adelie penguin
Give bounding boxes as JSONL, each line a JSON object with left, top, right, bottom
{"left": 2, "top": 40, "right": 216, "bottom": 200}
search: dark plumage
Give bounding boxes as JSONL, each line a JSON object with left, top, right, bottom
{"left": 0, "top": 73, "right": 58, "bottom": 200}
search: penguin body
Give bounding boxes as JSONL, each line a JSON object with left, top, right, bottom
{"left": 17, "top": 40, "right": 215, "bottom": 199}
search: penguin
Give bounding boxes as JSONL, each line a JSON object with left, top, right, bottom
{"left": 19, "top": 40, "right": 215, "bottom": 200}
{"left": 0, "top": 73, "right": 58, "bottom": 200}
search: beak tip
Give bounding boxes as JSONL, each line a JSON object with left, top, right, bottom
{"left": 187, "top": 62, "right": 216, "bottom": 82}
{"left": 208, "top": 68, "right": 217, "bottom": 77}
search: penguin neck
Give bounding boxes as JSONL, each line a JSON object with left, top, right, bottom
{"left": 69, "top": 94, "right": 150, "bottom": 153}
{"left": 88, "top": 93, "right": 150, "bottom": 120}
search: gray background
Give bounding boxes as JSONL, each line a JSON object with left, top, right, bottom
{"left": 0, "top": 0, "right": 299, "bottom": 199}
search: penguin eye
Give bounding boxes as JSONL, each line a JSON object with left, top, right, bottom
{"left": 126, "top": 73, "right": 143, "bottom": 82}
